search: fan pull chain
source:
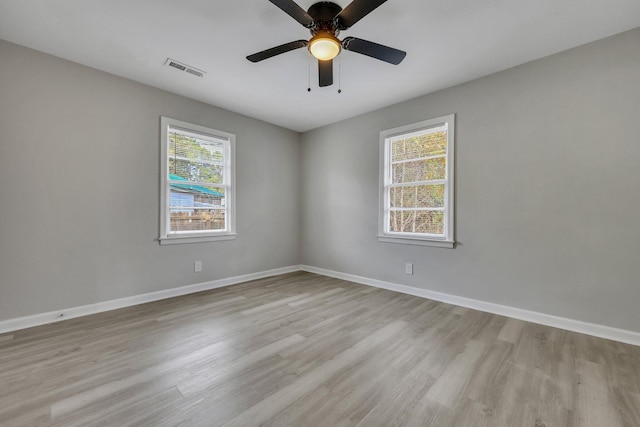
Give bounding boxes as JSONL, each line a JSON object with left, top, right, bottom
{"left": 337, "top": 56, "right": 342, "bottom": 94}
{"left": 307, "top": 55, "right": 312, "bottom": 92}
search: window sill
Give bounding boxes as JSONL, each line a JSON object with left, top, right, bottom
{"left": 377, "top": 235, "right": 455, "bottom": 248}
{"left": 159, "top": 233, "right": 237, "bottom": 245}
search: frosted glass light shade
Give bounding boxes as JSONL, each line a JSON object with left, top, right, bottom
{"left": 308, "top": 35, "right": 341, "bottom": 61}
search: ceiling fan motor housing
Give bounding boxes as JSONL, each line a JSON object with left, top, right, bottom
{"left": 307, "top": 2, "right": 343, "bottom": 36}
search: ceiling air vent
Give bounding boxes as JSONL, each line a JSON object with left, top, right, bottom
{"left": 165, "top": 58, "right": 205, "bottom": 78}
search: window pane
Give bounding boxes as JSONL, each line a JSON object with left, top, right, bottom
{"left": 389, "top": 210, "right": 444, "bottom": 235}
{"left": 170, "top": 208, "right": 226, "bottom": 232}
{"left": 169, "top": 184, "right": 226, "bottom": 232}
{"left": 392, "top": 157, "right": 446, "bottom": 183}
{"left": 390, "top": 184, "right": 444, "bottom": 208}
{"left": 391, "top": 130, "right": 447, "bottom": 162}
{"left": 169, "top": 131, "right": 224, "bottom": 184}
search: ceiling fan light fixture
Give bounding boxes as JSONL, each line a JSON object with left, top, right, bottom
{"left": 308, "top": 34, "right": 341, "bottom": 61}
{"left": 247, "top": 0, "right": 408, "bottom": 87}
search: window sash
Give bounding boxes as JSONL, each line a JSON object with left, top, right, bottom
{"left": 387, "top": 179, "right": 447, "bottom": 187}
{"left": 170, "top": 154, "right": 224, "bottom": 167}
{"left": 168, "top": 126, "right": 228, "bottom": 145}
{"left": 390, "top": 153, "right": 446, "bottom": 165}
{"left": 167, "top": 127, "right": 228, "bottom": 186}
{"left": 388, "top": 207, "right": 446, "bottom": 212}
{"left": 385, "top": 129, "right": 449, "bottom": 238}
{"left": 165, "top": 154, "right": 231, "bottom": 234}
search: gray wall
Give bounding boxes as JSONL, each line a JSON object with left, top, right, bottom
{"left": 3, "top": 28, "right": 640, "bottom": 333}
{"left": 0, "top": 40, "right": 301, "bottom": 320}
{"left": 301, "top": 28, "right": 640, "bottom": 332}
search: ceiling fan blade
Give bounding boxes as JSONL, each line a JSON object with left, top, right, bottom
{"left": 269, "top": 0, "right": 314, "bottom": 27}
{"left": 336, "top": 0, "right": 387, "bottom": 29}
{"left": 318, "top": 59, "right": 333, "bottom": 87}
{"left": 342, "top": 37, "right": 406, "bottom": 65}
{"left": 247, "top": 40, "right": 308, "bottom": 62}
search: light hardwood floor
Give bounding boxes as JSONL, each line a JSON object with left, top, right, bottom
{"left": 1, "top": 271, "right": 639, "bottom": 426}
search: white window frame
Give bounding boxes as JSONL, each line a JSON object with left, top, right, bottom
{"left": 159, "top": 117, "right": 236, "bottom": 245}
{"left": 378, "top": 114, "right": 455, "bottom": 248}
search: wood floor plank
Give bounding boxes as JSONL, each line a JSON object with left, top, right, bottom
{"left": 573, "top": 359, "right": 624, "bottom": 427}
{"left": 613, "top": 387, "right": 640, "bottom": 427}
{"left": 155, "top": 295, "right": 247, "bottom": 322}
{"left": 424, "top": 339, "right": 487, "bottom": 407}
{"left": 220, "top": 320, "right": 408, "bottom": 427}
{"left": 287, "top": 287, "right": 345, "bottom": 307}
{"left": 354, "top": 377, "right": 435, "bottom": 427}
{"left": 498, "top": 317, "right": 525, "bottom": 343}
{"left": 176, "top": 333, "right": 305, "bottom": 396}
{"left": 463, "top": 340, "right": 514, "bottom": 407}
{"left": 50, "top": 340, "right": 231, "bottom": 418}
{"left": 0, "top": 271, "right": 638, "bottom": 426}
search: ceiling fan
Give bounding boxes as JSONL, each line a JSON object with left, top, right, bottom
{"left": 247, "top": 0, "right": 406, "bottom": 87}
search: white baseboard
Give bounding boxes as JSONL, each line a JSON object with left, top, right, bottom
{"left": 301, "top": 265, "right": 640, "bottom": 347}
{"left": 4, "top": 264, "right": 639, "bottom": 347}
{"left": 0, "top": 265, "right": 302, "bottom": 335}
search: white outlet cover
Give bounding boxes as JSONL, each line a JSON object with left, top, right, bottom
{"left": 194, "top": 260, "right": 202, "bottom": 272}
{"left": 405, "top": 263, "right": 413, "bottom": 275}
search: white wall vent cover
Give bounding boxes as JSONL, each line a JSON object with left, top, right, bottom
{"left": 164, "top": 58, "right": 205, "bottom": 78}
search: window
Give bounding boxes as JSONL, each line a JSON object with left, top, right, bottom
{"left": 159, "top": 117, "right": 236, "bottom": 245}
{"left": 379, "top": 114, "right": 455, "bottom": 248}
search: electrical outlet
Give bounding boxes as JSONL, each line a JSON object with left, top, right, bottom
{"left": 405, "top": 263, "right": 413, "bottom": 275}
{"left": 194, "top": 260, "right": 202, "bottom": 272}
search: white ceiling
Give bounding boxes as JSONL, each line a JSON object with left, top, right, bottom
{"left": 1, "top": 1, "right": 639, "bottom": 132}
